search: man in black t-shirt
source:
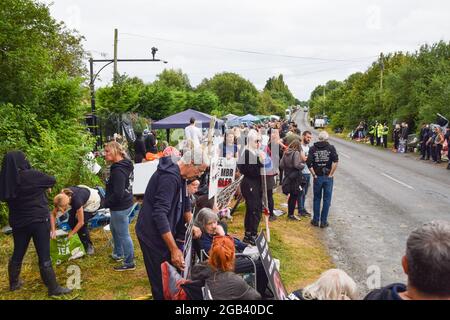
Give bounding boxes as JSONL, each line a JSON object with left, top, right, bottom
{"left": 306, "top": 131, "right": 339, "bottom": 228}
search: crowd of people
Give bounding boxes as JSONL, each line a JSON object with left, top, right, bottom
{"left": 1, "top": 113, "right": 449, "bottom": 301}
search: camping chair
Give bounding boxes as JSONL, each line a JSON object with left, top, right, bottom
{"left": 193, "top": 239, "right": 257, "bottom": 289}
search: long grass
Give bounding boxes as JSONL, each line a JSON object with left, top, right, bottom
{"left": 0, "top": 190, "right": 333, "bottom": 299}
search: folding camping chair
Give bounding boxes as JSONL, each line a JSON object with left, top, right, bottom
{"left": 193, "top": 239, "right": 258, "bottom": 289}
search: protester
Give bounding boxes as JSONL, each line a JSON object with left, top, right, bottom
{"left": 133, "top": 132, "right": 146, "bottom": 163}
{"left": 393, "top": 123, "right": 401, "bottom": 152}
{"left": 51, "top": 186, "right": 103, "bottom": 255}
{"left": 291, "top": 269, "right": 357, "bottom": 300}
{"left": 237, "top": 130, "right": 264, "bottom": 246}
{"left": 184, "top": 117, "right": 203, "bottom": 147}
{"left": 280, "top": 139, "right": 305, "bottom": 221}
{"left": 369, "top": 122, "right": 376, "bottom": 146}
{"left": 433, "top": 126, "right": 445, "bottom": 164}
{"left": 445, "top": 127, "right": 450, "bottom": 170}
{"left": 221, "top": 130, "right": 238, "bottom": 159}
{"left": 144, "top": 130, "right": 158, "bottom": 154}
{"left": 135, "top": 149, "right": 206, "bottom": 300}
{"left": 104, "top": 141, "right": 135, "bottom": 271}
{"left": 382, "top": 123, "right": 389, "bottom": 148}
{"left": 376, "top": 122, "right": 383, "bottom": 146}
{"left": 365, "top": 221, "right": 450, "bottom": 300}
{"left": 201, "top": 235, "right": 261, "bottom": 300}
{"left": 307, "top": 131, "right": 339, "bottom": 228}
{"left": 193, "top": 208, "right": 270, "bottom": 297}
{"left": 299, "top": 131, "right": 312, "bottom": 217}
{"left": 264, "top": 129, "right": 279, "bottom": 221}
{"left": 400, "top": 122, "right": 409, "bottom": 153}
{"left": 0, "top": 151, "right": 71, "bottom": 296}
{"left": 419, "top": 123, "right": 432, "bottom": 160}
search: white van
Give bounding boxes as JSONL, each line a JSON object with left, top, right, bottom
{"left": 314, "top": 118, "right": 326, "bottom": 129}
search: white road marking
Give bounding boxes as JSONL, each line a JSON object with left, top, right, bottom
{"left": 340, "top": 152, "right": 351, "bottom": 159}
{"left": 381, "top": 173, "right": 415, "bottom": 190}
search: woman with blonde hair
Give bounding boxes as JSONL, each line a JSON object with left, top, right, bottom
{"left": 50, "top": 185, "right": 103, "bottom": 255}
{"left": 291, "top": 269, "right": 357, "bottom": 300}
{"left": 206, "top": 235, "right": 261, "bottom": 300}
{"left": 104, "top": 141, "right": 135, "bottom": 271}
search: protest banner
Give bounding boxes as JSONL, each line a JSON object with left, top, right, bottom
{"left": 216, "top": 175, "right": 243, "bottom": 210}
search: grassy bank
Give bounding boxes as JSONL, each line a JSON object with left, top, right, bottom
{"left": 0, "top": 191, "right": 333, "bottom": 300}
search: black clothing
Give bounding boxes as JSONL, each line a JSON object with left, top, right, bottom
{"left": 68, "top": 211, "right": 93, "bottom": 250}
{"left": 134, "top": 137, "right": 146, "bottom": 163}
{"left": 144, "top": 133, "right": 157, "bottom": 154}
{"left": 104, "top": 159, "right": 134, "bottom": 211}
{"left": 291, "top": 289, "right": 313, "bottom": 300}
{"left": 393, "top": 128, "right": 401, "bottom": 150}
{"left": 11, "top": 220, "right": 51, "bottom": 265}
{"left": 138, "top": 237, "right": 169, "bottom": 300}
{"left": 0, "top": 151, "right": 31, "bottom": 201}
{"left": 237, "top": 150, "right": 263, "bottom": 237}
{"left": 136, "top": 156, "right": 191, "bottom": 255}
{"left": 6, "top": 169, "right": 56, "bottom": 229}
{"left": 306, "top": 141, "right": 339, "bottom": 176}
{"left": 68, "top": 187, "right": 90, "bottom": 215}
{"left": 364, "top": 283, "right": 406, "bottom": 300}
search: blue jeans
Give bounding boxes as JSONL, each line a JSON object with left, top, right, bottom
{"left": 110, "top": 206, "right": 135, "bottom": 266}
{"left": 313, "top": 176, "right": 334, "bottom": 224}
{"left": 299, "top": 174, "right": 311, "bottom": 214}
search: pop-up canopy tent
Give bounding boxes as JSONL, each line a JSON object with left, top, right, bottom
{"left": 151, "top": 109, "right": 224, "bottom": 142}
{"left": 222, "top": 114, "right": 239, "bottom": 122}
{"left": 226, "top": 114, "right": 259, "bottom": 127}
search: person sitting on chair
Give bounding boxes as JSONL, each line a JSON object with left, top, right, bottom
{"left": 51, "top": 186, "right": 103, "bottom": 255}
{"left": 193, "top": 208, "right": 270, "bottom": 298}
{"left": 201, "top": 235, "right": 261, "bottom": 300}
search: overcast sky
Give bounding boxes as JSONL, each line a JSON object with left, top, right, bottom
{"left": 43, "top": 0, "right": 450, "bottom": 100}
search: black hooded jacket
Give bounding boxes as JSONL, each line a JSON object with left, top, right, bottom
{"left": 306, "top": 141, "right": 339, "bottom": 176}
{"left": 135, "top": 156, "right": 191, "bottom": 255}
{"left": 104, "top": 159, "right": 134, "bottom": 211}
{"left": 1, "top": 151, "right": 56, "bottom": 228}
{"left": 364, "top": 283, "right": 406, "bottom": 300}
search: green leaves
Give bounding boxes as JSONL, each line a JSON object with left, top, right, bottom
{"left": 309, "top": 41, "right": 450, "bottom": 132}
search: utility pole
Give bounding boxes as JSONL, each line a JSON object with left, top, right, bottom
{"left": 113, "top": 28, "right": 118, "bottom": 84}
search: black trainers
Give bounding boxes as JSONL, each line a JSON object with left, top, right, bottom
{"left": 269, "top": 216, "right": 277, "bottom": 222}
{"left": 243, "top": 236, "right": 256, "bottom": 246}
{"left": 300, "top": 211, "right": 312, "bottom": 217}
{"left": 114, "top": 264, "right": 136, "bottom": 272}
{"left": 86, "top": 245, "right": 95, "bottom": 256}
{"left": 311, "top": 220, "right": 319, "bottom": 227}
{"left": 320, "top": 222, "right": 329, "bottom": 228}
{"left": 288, "top": 215, "right": 301, "bottom": 221}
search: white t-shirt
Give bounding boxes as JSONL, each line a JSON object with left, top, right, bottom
{"left": 184, "top": 124, "right": 203, "bottom": 146}
{"left": 302, "top": 143, "right": 310, "bottom": 174}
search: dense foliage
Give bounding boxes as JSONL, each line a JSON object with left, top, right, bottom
{"left": 0, "top": 0, "right": 101, "bottom": 226}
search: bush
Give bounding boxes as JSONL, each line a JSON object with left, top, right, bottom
{"left": 0, "top": 103, "right": 102, "bottom": 227}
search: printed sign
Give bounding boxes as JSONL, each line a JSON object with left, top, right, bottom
{"left": 216, "top": 175, "right": 243, "bottom": 210}
{"left": 217, "top": 157, "right": 237, "bottom": 191}
{"left": 208, "top": 153, "right": 220, "bottom": 199}
{"left": 256, "top": 232, "right": 288, "bottom": 300}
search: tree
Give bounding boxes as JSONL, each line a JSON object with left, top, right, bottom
{"left": 155, "top": 68, "right": 192, "bottom": 91}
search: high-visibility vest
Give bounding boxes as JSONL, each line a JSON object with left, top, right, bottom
{"left": 377, "top": 124, "right": 384, "bottom": 138}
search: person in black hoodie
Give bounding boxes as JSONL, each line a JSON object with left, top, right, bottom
{"left": 237, "top": 129, "right": 264, "bottom": 246}
{"left": 306, "top": 131, "right": 339, "bottom": 228}
{"left": 104, "top": 141, "right": 135, "bottom": 271}
{"left": 365, "top": 221, "right": 450, "bottom": 300}
{"left": 0, "top": 151, "right": 71, "bottom": 296}
{"left": 133, "top": 132, "right": 146, "bottom": 163}
{"left": 135, "top": 149, "right": 207, "bottom": 300}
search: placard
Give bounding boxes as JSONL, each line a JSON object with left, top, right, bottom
{"left": 132, "top": 160, "right": 159, "bottom": 195}
{"left": 217, "top": 157, "right": 237, "bottom": 191}
{"left": 256, "top": 232, "right": 288, "bottom": 300}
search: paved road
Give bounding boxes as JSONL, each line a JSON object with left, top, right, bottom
{"left": 294, "top": 111, "right": 450, "bottom": 297}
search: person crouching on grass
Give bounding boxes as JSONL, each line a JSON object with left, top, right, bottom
{"left": 51, "top": 185, "right": 102, "bottom": 255}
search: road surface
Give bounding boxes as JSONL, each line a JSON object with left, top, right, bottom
{"left": 294, "top": 111, "right": 450, "bottom": 297}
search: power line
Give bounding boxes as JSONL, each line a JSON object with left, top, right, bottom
{"left": 121, "top": 32, "right": 377, "bottom": 63}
